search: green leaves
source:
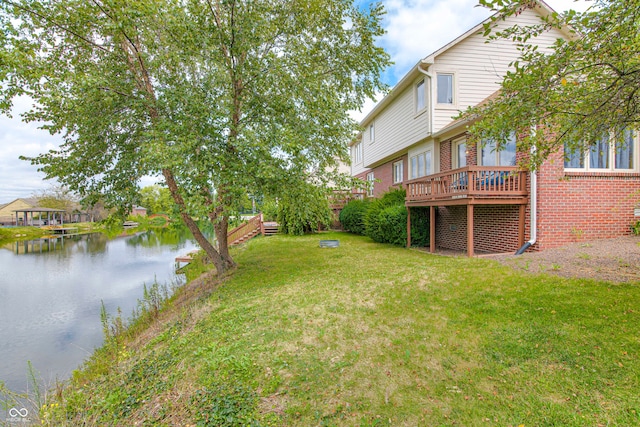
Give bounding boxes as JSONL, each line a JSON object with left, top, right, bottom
{"left": 466, "top": 0, "right": 640, "bottom": 169}
{"left": 1, "top": 0, "right": 390, "bottom": 272}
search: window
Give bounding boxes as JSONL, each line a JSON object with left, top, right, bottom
{"left": 564, "top": 142, "right": 584, "bottom": 169}
{"left": 565, "top": 129, "right": 636, "bottom": 171}
{"left": 393, "top": 160, "right": 404, "bottom": 184}
{"left": 416, "top": 79, "right": 426, "bottom": 111}
{"left": 437, "top": 73, "right": 454, "bottom": 104}
{"left": 366, "top": 172, "right": 375, "bottom": 197}
{"left": 590, "top": 134, "right": 609, "bottom": 169}
{"left": 352, "top": 142, "right": 362, "bottom": 164}
{"left": 616, "top": 129, "right": 634, "bottom": 169}
{"left": 369, "top": 124, "right": 375, "bottom": 143}
{"left": 479, "top": 134, "right": 516, "bottom": 166}
{"left": 453, "top": 139, "right": 467, "bottom": 168}
{"left": 410, "top": 151, "right": 432, "bottom": 179}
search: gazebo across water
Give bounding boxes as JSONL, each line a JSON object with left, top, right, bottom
{"left": 13, "top": 207, "right": 66, "bottom": 227}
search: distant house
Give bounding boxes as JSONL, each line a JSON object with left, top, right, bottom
{"left": 130, "top": 206, "right": 148, "bottom": 217}
{"left": 0, "top": 198, "right": 39, "bottom": 225}
{"left": 350, "top": 0, "right": 640, "bottom": 255}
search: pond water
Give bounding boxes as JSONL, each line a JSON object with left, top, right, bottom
{"left": 0, "top": 227, "right": 200, "bottom": 395}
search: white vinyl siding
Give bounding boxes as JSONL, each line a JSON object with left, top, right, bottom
{"left": 430, "top": 7, "right": 566, "bottom": 133}
{"left": 362, "top": 81, "right": 431, "bottom": 168}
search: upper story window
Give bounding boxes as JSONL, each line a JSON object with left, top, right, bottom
{"left": 366, "top": 172, "right": 375, "bottom": 197}
{"left": 393, "top": 160, "right": 404, "bottom": 184}
{"left": 410, "top": 150, "right": 432, "bottom": 179}
{"left": 565, "top": 129, "right": 636, "bottom": 171}
{"left": 416, "top": 79, "right": 426, "bottom": 112}
{"left": 369, "top": 123, "right": 375, "bottom": 143}
{"left": 480, "top": 134, "right": 516, "bottom": 166}
{"left": 352, "top": 141, "right": 363, "bottom": 164}
{"left": 437, "top": 73, "right": 454, "bottom": 105}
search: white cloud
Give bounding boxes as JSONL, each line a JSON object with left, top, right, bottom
{"left": 382, "top": 0, "right": 490, "bottom": 81}
{"left": 0, "top": 97, "right": 63, "bottom": 202}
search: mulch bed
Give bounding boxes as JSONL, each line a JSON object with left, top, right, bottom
{"left": 485, "top": 235, "right": 640, "bottom": 284}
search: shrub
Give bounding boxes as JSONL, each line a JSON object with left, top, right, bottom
{"left": 364, "top": 188, "right": 407, "bottom": 243}
{"left": 378, "top": 204, "right": 407, "bottom": 246}
{"left": 631, "top": 220, "right": 640, "bottom": 236}
{"left": 408, "top": 207, "right": 430, "bottom": 247}
{"left": 363, "top": 188, "right": 429, "bottom": 247}
{"left": 339, "top": 199, "right": 370, "bottom": 235}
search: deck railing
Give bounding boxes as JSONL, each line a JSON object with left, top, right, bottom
{"left": 329, "top": 190, "right": 367, "bottom": 209}
{"left": 406, "top": 166, "right": 527, "bottom": 203}
{"left": 227, "top": 213, "right": 263, "bottom": 246}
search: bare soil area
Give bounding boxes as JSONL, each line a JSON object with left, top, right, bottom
{"left": 485, "top": 235, "right": 640, "bottom": 283}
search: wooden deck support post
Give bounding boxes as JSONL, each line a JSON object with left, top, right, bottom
{"left": 260, "top": 213, "right": 265, "bottom": 236}
{"left": 407, "top": 206, "right": 412, "bottom": 248}
{"left": 518, "top": 204, "right": 526, "bottom": 249}
{"left": 467, "top": 204, "right": 474, "bottom": 257}
{"left": 430, "top": 206, "right": 436, "bottom": 253}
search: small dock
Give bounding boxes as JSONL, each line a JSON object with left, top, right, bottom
{"left": 175, "top": 249, "right": 200, "bottom": 269}
{"left": 50, "top": 227, "right": 79, "bottom": 235}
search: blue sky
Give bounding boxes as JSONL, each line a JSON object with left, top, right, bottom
{"left": 0, "top": 0, "right": 591, "bottom": 203}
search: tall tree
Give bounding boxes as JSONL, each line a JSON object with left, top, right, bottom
{"left": 464, "top": 0, "right": 640, "bottom": 169}
{"left": 0, "top": 0, "right": 390, "bottom": 276}
{"left": 139, "top": 185, "right": 174, "bottom": 215}
{"left": 33, "top": 185, "right": 78, "bottom": 212}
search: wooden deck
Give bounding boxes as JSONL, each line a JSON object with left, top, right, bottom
{"left": 405, "top": 166, "right": 530, "bottom": 257}
{"left": 405, "top": 166, "right": 528, "bottom": 206}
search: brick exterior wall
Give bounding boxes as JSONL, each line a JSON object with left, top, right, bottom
{"left": 533, "top": 150, "right": 640, "bottom": 250}
{"left": 355, "top": 154, "right": 408, "bottom": 197}
{"left": 436, "top": 205, "right": 522, "bottom": 253}
{"left": 440, "top": 140, "right": 452, "bottom": 171}
{"left": 355, "top": 135, "right": 639, "bottom": 254}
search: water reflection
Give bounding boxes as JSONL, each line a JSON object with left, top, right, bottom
{"left": 0, "top": 227, "right": 201, "bottom": 395}
{"left": 3, "top": 233, "right": 109, "bottom": 256}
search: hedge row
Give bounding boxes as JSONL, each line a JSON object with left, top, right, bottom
{"left": 339, "top": 188, "right": 429, "bottom": 247}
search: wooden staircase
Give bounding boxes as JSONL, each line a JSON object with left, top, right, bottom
{"left": 261, "top": 221, "right": 279, "bottom": 236}
{"left": 227, "top": 214, "right": 279, "bottom": 246}
{"left": 177, "top": 214, "right": 278, "bottom": 268}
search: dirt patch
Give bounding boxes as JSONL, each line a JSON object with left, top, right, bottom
{"left": 485, "top": 235, "right": 640, "bottom": 283}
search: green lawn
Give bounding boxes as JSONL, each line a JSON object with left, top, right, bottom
{"left": 41, "top": 232, "right": 640, "bottom": 426}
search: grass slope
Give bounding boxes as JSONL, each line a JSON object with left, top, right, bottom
{"left": 45, "top": 232, "right": 639, "bottom": 426}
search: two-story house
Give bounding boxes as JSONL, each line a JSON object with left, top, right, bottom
{"left": 351, "top": 0, "right": 640, "bottom": 255}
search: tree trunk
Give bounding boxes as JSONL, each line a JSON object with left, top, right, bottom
{"left": 214, "top": 214, "right": 236, "bottom": 269}
{"left": 162, "top": 168, "right": 227, "bottom": 276}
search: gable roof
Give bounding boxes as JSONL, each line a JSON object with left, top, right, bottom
{"left": 431, "top": 90, "right": 502, "bottom": 140}
{"left": 359, "top": 0, "right": 566, "bottom": 128}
